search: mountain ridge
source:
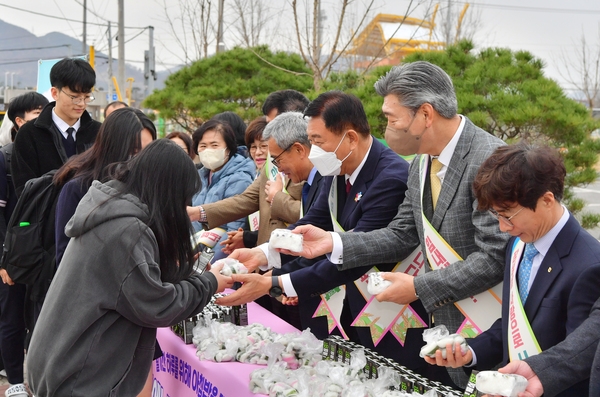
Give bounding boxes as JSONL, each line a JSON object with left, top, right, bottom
{"left": 0, "top": 18, "right": 175, "bottom": 99}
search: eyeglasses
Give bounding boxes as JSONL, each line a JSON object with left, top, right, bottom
{"left": 271, "top": 142, "right": 295, "bottom": 167}
{"left": 488, "top": 206, "right": 525, "bottom": 227}
{"left": 250, "top": 142, "right": 269, "bottom": 153}
{"left": 60, "top": 89, "right": 95, "bottom": 105}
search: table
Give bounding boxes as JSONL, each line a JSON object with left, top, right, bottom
{"left": 151, "top": 302, "right": 299, "bottom": 397}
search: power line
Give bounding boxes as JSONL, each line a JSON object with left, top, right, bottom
{"left": 0, "top": 3, "right": 146, "bottom": 29}
{"left": 461, "top": 1, "right": 600, "bottom": 15}
{"left": 0, "top": 44, "right": 72, "bottom": 52}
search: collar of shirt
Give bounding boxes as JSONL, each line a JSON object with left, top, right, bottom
{"left": 345, "top": 135, "right": 373, "bottom": 186}
{"left": 52, "top": 108, "right": 81, "bottom": 140}
{"left": 307, "top": 167, "right": 318, "bottom": 186}
{"left": 532, "top": 205, "right": 569, "bottom": 258}
{"left": 431, "top": 115, "right": 466, "bottom": 184}
{"left": 524, "top": 205, "right": 569, "bottom": 291}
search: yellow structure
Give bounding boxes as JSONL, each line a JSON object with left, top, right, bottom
{"left": 348, "top": 4, "right": 468, "bottom": 68}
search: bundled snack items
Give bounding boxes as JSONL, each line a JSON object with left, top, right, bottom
{"left": 269, "top": 229, "right": 304, "bottom": 252}
{"left": 475, "top": 371, "right": 527, "bottom": 397}
{"left": 215, "top": 258, "right": 249, "bottom": 276}
{"left": 250, "top": 355, "right": 444, "bottom": 397}
{"left": 419, "top": 325, "right": 468, "bottom": 359}
{"left": 193, "top": 320, "right": 323, "bottom": 368}
{"left": 367, "top": 272, "right": 392, "bottom": 295}
{"left": 171, "top": 293, "right": 248, "bottom": 343}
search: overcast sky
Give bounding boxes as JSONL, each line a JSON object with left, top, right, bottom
{"left": 0, "top": 0, "right": 598, "bottom": 97}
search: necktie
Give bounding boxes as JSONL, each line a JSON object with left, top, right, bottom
{"left": 345, "top": 179, "right": 352, "bottom": 195}
{"left": 430, "top": 158, "right": 443, "bottom": 210}
{"left": 518, "top": 243, "right": 539, "bottom": 304}
{"left": 65, "top": 127, "right": 76, "bottom": 157}
{"left": 301, "top": 182, "right": 310, "bottom": 208}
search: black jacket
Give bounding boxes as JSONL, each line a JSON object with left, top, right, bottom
{"left": 11, "top": 102, "right": 100, "bottom": 196}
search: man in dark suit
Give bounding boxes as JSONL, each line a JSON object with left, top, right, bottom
{"left": 288, "top": 61, "right": 508, "bottom": 387}
{"left": 426, "top": 144, "right": 600, "bottom": 396}
{"left": 498, "top": 296, "right": 600, "bottom": 397}
{"left": 217, "top": 91, "right": 412, "bottom": 365}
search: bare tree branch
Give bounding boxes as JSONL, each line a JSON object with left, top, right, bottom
{"left": 558, "top": 28, "right": 600, "bottom": 112}
{"left": 292, "top": 0, "right": 311, "bottom": 70}
{"left": 249, "top": 47, "right": 313, "bottom": 77}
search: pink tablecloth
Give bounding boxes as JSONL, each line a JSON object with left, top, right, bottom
{"left": 152, "top": 301, "right": 299, "bottom": 397}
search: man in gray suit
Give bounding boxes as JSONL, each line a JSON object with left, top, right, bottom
{"left": 288, "top": 61, "right": 509, "bottom": 387}
{"left": 497, "top": 296, "right": 600, "bottom": 397}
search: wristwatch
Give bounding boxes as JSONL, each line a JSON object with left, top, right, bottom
{"left": 269, "top": 276, "right": 283, "bottom": 299}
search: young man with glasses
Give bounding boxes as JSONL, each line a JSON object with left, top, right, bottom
{"left": 11, "top": 57, "right": 101, "bottom": 196}
{"left": 425, "top": 144, "right": 600, "bottom": 397}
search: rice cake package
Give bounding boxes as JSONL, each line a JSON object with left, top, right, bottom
{"left": 269, "top": 229, "right": 303, "bottom": 252}
{"left": 367, "top": 272, "right": 392, "bottom": 295}
{"left": 476, "top": 371, "right": 527, "bottom": 397}
{"left": 419, "top": 325, "right": 468, "bottom": 359}
{"left": 215, "top": 258, "right": 248, "bottom": 276}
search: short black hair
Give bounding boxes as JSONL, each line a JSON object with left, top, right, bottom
{"left": 473, "top": 143, "right": 566, "bottom": 211}
{"left": 50, "top": 58, "right": 96, "bottom": 94}
{"left": 262, "top": 89, "right": 309, "bottom": 116}
{"left": 304, "top": 91, "right": 370, "bottom": 137}
{"left": 7, "top": 92, "right": 49, "bottom": 139}
{"left": 211, "top": 111, "right": 247, "bottom": 147}
{"left": 7, "top": 92, "right": 49, "bottom": 125}
{"left": 192, "top": 119, "right": 238, "bottom": 161}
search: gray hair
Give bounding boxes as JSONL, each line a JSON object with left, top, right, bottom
{"left": 262, "top": 111, "right": 310, "bottom": 148}
{"left": 374, "top": 61, "right": 458, "bottom": 118}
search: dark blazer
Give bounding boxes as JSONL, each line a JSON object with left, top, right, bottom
{"left": 469, "top": 214, "right": 600, "bottom": 396}
{"left": 11, "top": 102, "right": 100, "bottom": 196}
{"left": 525, "top": 296, "right": 600, "bottom": 397}
{"left": 275, "top": 138, "right": 417, "bottom": 364}
{"left": 303, "top": 171, "right": 323, "bottom": 212}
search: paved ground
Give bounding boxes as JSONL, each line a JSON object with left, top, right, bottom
{"left": 573, "top": 178, "right": 600, "bottom": 239}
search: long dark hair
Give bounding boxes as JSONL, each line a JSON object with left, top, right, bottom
{"left": 54, "top": 107, "right": 149, "bottom": 187}
{"left": 111, "top": 139, "right": 201, "bottom": 283}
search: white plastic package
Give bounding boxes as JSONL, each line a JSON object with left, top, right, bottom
{"left": 269, "top": 229, "right": 303, "bottom": 252}
{"left": 367, "top": 272, "right": 392, "bottom": 295}
{"left": 476, "top": 371, "right": 528, "bottom": 397}
{"left": 214, "top": 258, "right": 248, "bottom": 276}
{"left": 419, "top": 325, "right": 468, "bottom": 359}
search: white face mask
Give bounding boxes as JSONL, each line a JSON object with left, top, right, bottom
{"left": 199, "top": 148, "right": 227, "bottom": 170}
{"left": 308, "top": 132, "right": 352, "bottom": 176}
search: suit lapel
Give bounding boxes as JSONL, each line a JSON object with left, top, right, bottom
{"left": 306, "top": 172, "right": 323, "bottom": 210}
{"left": 340, "top": 138, "right": 382, "bottom": 227}
{"left": 524, "top": 214, "right": 578, "bottom": 319}
{"left": 524, "top": 246, "right": 562, "bottom": 319}
{"left": 430, "top": 120, "right": 475, "bottom": 229}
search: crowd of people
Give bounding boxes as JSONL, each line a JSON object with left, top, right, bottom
{"left": 0, "top": 56, "right": 597, "bottom": 397}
